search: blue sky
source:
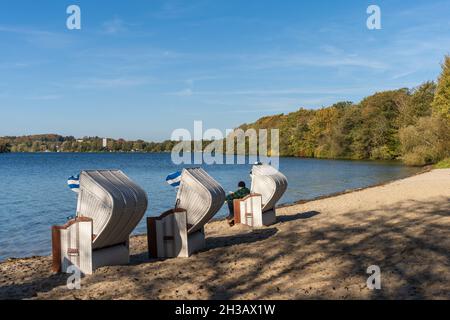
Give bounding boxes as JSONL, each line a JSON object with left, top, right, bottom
{"left": 0, "top": 0, "right": 449, "bottom": 141}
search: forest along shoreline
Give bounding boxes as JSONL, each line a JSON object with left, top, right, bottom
{"left": 1, "top": 168, "right": 449, "bottom": 299}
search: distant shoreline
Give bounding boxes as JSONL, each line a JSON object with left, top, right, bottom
{"left": 0, "top": 151, "right": 415, "bottom": 166}
{"left": 0, "top": 151, "right": 172, "bottom": 154}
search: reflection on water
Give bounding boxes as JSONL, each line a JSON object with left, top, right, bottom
{"left": 0, "top": 153, "right": 420, "bottom": 260}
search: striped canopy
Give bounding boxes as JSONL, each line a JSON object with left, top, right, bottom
{"left": 76, "top": 170, "right": 148, "bottom": 249}
{"left": 250, "top": 164, "right": 288, "bottom": 212}
{"left": 175, "top": 167, "right": 225, "bottom": 234}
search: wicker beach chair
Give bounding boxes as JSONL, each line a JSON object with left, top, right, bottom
{"left": 147, "top": 167, "right": 225, "bottom": 258}
{"left": 233, "top": 164, "right": 288, "bottom": 227}
{"left": 51, "top": 170, "right": 148, "bottom": 275}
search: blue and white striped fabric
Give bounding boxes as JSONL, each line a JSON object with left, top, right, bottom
{"left": 166, "top": 171, "right": 182, "bottom": 188}
{"left": 67, "top": 175, "right": 80, "bottom": 193}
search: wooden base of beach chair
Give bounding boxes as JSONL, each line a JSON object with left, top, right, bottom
{"left": 260, "top": 209, "right": 277, "bottom": 226}
{"left": 233, "top": 194, "right": 277, "bottom": 227}
{"left": 52, "top": 218, "right": 130, "bottom": 275}
{"left": 147, "top": 209, "right": 206, "bottom": 258}
{"left": 91, "top": 243, "right": 130, "bottom": 272}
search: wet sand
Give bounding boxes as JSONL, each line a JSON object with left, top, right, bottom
{"left": 1, "top": 169, "right": 449, "bottom": 300}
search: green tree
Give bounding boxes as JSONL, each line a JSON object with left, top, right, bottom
{"left": 31, "top": 141, "right": 41, "bottom": 152}
{"left": 397, "top": 82, "right": 435, "bottom": 127}
{"left": 352, "top": 89, "right": 406, "bottom": 159}
{"left": 0, "top": 142, "right": 11, "bottom": 153}
{"left": 399, "top": 116, "right": 450, "bottom": 165}
{"left": 432, "top": 55, "right": 450, "bottom": 121}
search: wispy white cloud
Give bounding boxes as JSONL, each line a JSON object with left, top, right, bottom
{"left": 75, "top": 76, "right": 151, "bottom": 89}
{"left": 72, "top": 47, "right": 185, "bottom": 73}
{"left": 0, "top": 25, "right": 53, "bottom": 36}
{"left": 152, "top": 1, "right": 206, "bottom": 20}
{"left": 101, "top": 17, "right": 127, "bottom": 35}
{"left": 172, "top": 88, "right": 193, "bottom": 96}
{"left": 167, "top": 86, "right": 379, "bottom": 97}
{"left": 184, "top": 75, "right": 223, "bottom": 86}
{"left": 391, "top": 70, "right": 418, "bottom": 80}
{"left": 0, "top": 24, "right": 72, "bottom": 48}
{"left": 26, "top": 94, "right": 62, "bottom": 101}
{"left": 320, "top": 45, "right": 343, "bottom": 56}
{"left": 247, "top": 53, "right": 388, "bottom": 71}
{"left": 208, "top": 96, "right": 336, "bottom": 114}
{"left": 0, "top": 62, "right": 33, "bottom": 69}
{"left": 397, "top": 1, "right": 450, "bottom": 17}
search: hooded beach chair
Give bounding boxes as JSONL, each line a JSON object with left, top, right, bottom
{"left": 147, "top": 167, "right": 225, "bottom": 258}
{"left": 51, "top": 170, "right": 148, "bottom": 275}
{"left": 233, "top": 164, "right": 287, "bottom": 227}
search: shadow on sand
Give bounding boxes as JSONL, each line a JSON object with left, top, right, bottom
{"left": 2, "top": 198, "right": 449, "bottom": 299}
{"left": 128, "top": 227, "right": 279, "bottom": 265}
{"left": 278, "top": 210, "right": 321, "bottom": 222}
{"left": 0, "top": 270, "right": 69, "bottom": 300}
{"left": 182, "top": 199, "right": 450, "bottom": 299}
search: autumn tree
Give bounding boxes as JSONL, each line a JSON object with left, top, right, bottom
{"left": 397, "top": 82, "right": 435, "bottom": 127}
{"left": 399, "top": 116, "right": 450, "bottom": 165}
{"left": 432, "top": 55, "right": 450, "bottom": 121}
{"left": 0, "top": 141, "right": 10, "bottom": 153}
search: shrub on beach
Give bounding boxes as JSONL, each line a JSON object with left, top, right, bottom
{"left": 434, "top": 158, "right": 450, "bottom": 169}
{"left": 399, "top": 57, "right": 450, "bottom": 166}
{"left": 399, "top": 116, "right": 450, "bottom": 166}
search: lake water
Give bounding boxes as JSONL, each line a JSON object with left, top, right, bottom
{"left": 0, "top": 153, "right": 420, "bottom": 261}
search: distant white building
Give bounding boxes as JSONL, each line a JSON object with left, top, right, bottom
{"left": 103, "top": 138, "right": 108, "bottom": 148}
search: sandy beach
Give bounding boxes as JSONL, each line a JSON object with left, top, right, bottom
{"left": 1, "top": 169, "right": 449, "bottom": 300}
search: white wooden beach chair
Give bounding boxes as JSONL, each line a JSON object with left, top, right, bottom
{"left": 147, "top": 167, "right": 225, "bottom": 258}
{"left": 234, "top": 164, "right": 288, "bottom": 227}
{"left": 51, "top": 170, "right": 148, "bottom": 275}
